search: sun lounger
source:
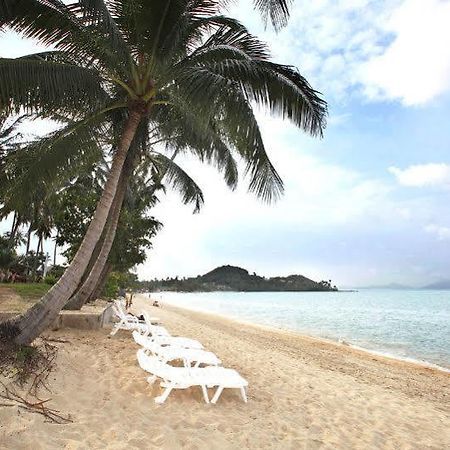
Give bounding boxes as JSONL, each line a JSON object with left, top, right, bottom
{"left": 114, "top": 300, "right": 160, "bottom": 324}
{"left": 133, "top": 329, "right": 204, "bottom": 350}
{"left": 110, "top": 304, "right": 148, "bottom": 335}
{"left": 136, "top": 349, "right": 248, "bottom": 404}
{"left": 132, "top": 331, "right": 220, "bottom": 367}
{"left": 110, "top": 302, "right": 162, "bottom": 336}
{"left": 139, "top": 311, "right": 170, "bottom": 337}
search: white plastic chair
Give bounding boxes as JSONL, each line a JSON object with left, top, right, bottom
{"left": 132, "top": 331, "right": 220, "bottom": 367}
{"left": 136, "top": 349, "right": 248, "bottom": 404}
{"left": 139, "top": 311, "right": 170, "bottom": 337}
{"left": 133, "top": 329, "right": 204, "bottom": 350}
{"left": 110, "top": 304, "right": 147, "bottom": 335}
{"left": 110, "top": 301, "right": 162, "bottom": 336}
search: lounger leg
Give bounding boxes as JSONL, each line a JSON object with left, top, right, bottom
{"left": 210, "top": 386, "right": 224, "bottom": 404}
{"left": 240, "top": 387, "right": 248, "bottom": 403}
{"left": 155, "top": 386, "right": 173, "bottom": 404}
{"left": 110, "top": 321, "right": 121, "bottom": 336}
{"left": 147, "top": 376, "right": 157, "bottom": 385}
{"left": 201, "top": 385, "right": 210, "bottom": 404}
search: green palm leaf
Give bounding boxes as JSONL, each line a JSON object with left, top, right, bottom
{"left": 0, "top": 57, "right": 109, "bottom": 116}
{"left": 149, "top": 151, "right": 205, "bottom": 213}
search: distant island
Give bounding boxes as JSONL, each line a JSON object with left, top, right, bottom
{"left": 355, "top": 280, "right": 450, "bottom": 290}
{"left": 422, "top": 280, "right": 450, "bottom": 290}
{"left": 137, "top": 265, "right": 338, "bottom": 292}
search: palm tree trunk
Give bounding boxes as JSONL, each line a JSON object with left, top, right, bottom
{"left": 53, "top": 231, "right": 58, "bottom": 266}
{"left": 64, "top": 172, "right": 128, "bottom": 310}
{"left": 0, "top": 111, "right": 142, "bottom": 345}
{"left": 9, "top": 212, "right": 17, "bottom": 242}
{"left": 25, "top": 224, "right": 32, "bottom": 254}
{"left": 64, "top": 149, "right": 137, "bottom": 310}
{"left": 10, "top": 215, "right": 21, "bottom": 245}
{"left": 36, "top": 235, "right": 42, "bottom": 254}
{"left": 89, "top": 261, "right": 112, "bottom": 302}
{"left": 65, "top": 147, "right": 178, "bottom": 310}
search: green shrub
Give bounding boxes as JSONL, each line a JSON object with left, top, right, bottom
{"left": 43, "top": 274, "right": 57, "bottom": 285}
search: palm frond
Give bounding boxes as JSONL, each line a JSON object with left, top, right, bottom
{"left": 179, "top": 59, "right": 326, "bottom": 137}
{"left": 0, "top": 115, "right": 106, "bottom": 210}
{"left": 149, "top": 151, "right": 204, "bottom": 213}
{"left": 220, "top": 0, "right": 291, "bottom": 30}
{"left": 0, "top": 57, "right": 109, "bottom": 116}
{"left": 2, "top": 0, "right": 127, "bottom": 76}
{"left": 253, "top": 0, "right": 291, "bottom": 30}
{"left": 150, "top": 93, "right": 238, "bottom": 189}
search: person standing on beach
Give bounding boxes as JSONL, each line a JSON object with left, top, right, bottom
{"left": 125, "top": 290, "right": 134, "bottom": 309}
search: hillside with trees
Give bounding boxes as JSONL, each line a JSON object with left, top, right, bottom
{"left": 139, "top": 265, "right": 338, "bottom": 292}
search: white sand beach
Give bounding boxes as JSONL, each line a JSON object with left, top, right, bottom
{"left": 1, "top": 293, "right": 449, "bottom": 450}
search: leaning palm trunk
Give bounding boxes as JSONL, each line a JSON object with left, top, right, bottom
{"left": 65, "top": 150, "right": 177, "bottom": 310}
{"left": 89, "top": 261, "right": 113, "bottom": 303}
{"left": 64, "top": 171, "right": 128, "bottom": 310}
{"left": 0, "top": 111, "right": 142, "bottom": 345}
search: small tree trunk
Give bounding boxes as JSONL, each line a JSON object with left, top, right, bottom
{"left": 64, "top": 168, "right": 129, "bottom": 310}
{"left": 0, "top": 111, "right": 142, "bottom": 345}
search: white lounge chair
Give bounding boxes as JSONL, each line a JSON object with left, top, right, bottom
{"left": 132, "top": 331, "right": 220, "bottom": 367}
{"left": 110, "top": 304, "right": 147, "bottom": 335}
{"left": 110, "top": 302, "right": 162, "bottom": 336}
{"left": 115, "top": 300, "right": 160, "bottom": 325}
{"left": 133, "top": 329, "right": 204, "bottom": 351}
{"left": 140, "top": 311, "right": 170, "bottom": 337}
{"left": 136, "top": 349, "right": 248, "bottom": 404}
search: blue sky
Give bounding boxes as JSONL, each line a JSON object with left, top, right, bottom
{"left": 1, "top": 0, "right": 450, "bottom": 287}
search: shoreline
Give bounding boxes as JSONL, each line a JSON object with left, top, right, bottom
{"left": 154, "top": 293, "right": 450, "bottom": 374}
{"left": 157, "top": 300, "right": 450, "bottom": 378}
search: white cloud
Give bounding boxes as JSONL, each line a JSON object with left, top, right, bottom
{"left": 389, "top": 163, "right": 450, "bottom": 187}
{"left": 231, "top": 0, "right": 450, "bottom": 105}
{"left": 424, "top": 224, "right": 450, "bottom": 240}
{"left": 361, "top": 0, "right": 450, "bottom": 105}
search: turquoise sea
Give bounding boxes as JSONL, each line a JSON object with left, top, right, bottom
{"left": 154, "top": 289, "right": 450, "bottom": 370}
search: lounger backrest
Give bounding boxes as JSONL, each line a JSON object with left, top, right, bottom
{"left": 136, "top": 349, "right": 178, "bottom": 381}
{"left": 142, "top": 311, "right": 154, "bottom": 327}
{"left": 112, "top": 304, "right": 123, "bottom": 319}
{"left": 114, "top": 299, "right": 126, "bottom": 309}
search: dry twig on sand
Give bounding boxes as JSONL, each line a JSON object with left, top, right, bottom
{"left": 0, "top": 338, "right": 72, "bottom": 424}
{"left": 0, "top": 381, "right": 72, "bottom": 424}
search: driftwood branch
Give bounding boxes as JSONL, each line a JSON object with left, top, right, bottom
{"left": 0, "top": 382, "right": 72, "bottom": 424}
{"left": 0, "top": 338, "right": 73, "bottom": 424}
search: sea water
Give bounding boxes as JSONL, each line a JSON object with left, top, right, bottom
{"left": 152, "top": 290, "right": 450, "bottom": 370}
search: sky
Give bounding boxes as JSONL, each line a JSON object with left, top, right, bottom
{"left": 1, "top": 0, "right": 450, "bottom": 287}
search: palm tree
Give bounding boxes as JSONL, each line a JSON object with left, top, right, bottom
{"left": 0, "top": 0, "right": 326, "bottom": 345}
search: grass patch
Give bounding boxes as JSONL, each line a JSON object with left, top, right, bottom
{"left": 9, "top": 283, "right": 51, "bottom": 300}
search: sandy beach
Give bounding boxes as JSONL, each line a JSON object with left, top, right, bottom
{"left": 1, "top": 293, "right": 449, "bottom": 449}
